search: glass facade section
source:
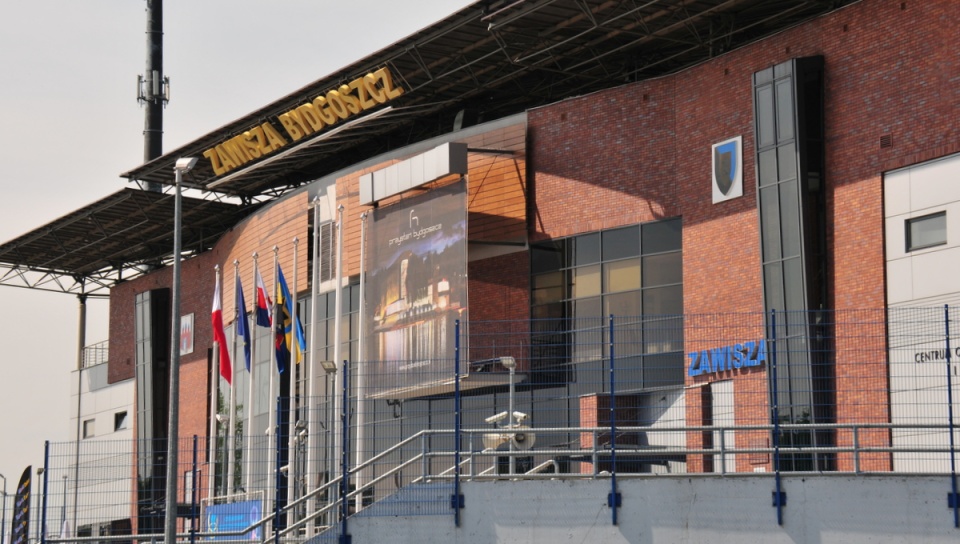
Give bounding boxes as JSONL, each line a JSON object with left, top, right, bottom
{"left": 530, "top": 217, "right": 684, "bottom": 390}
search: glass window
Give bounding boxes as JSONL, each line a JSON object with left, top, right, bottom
{"left": 573, "top": 264, "right": 601, "bottom": 298}
{"left": 641, "top": 252, "right": 681, "bottom": 287}
{"left": 604, "top": 258, "right": 641, "bottom": 293}
{"left": 906, "top": 212, "right": 947, "bottom": 251}
{"left": 756, "top": 85, "right": 776, "bottom": 149}
{"left": 642, "top": 285, "right": 682, "bottom": 316}
{"left": 602, "top": 226, "right": 640, "bottom": 260}
{"left": 530, "top": 217, "right": 684, "bottom": 383}
{"left": 572, "top": 233, "right": 601, "bottom": 265}
{"left": 83, "top": 419, "right": 95, "bottom": 439}
{"left": 776, "top": 79, "right": 795, "bottom": 141}
{"left": 641, "top": 218, "right": 682, "bottom": 254}
{"left": 531, "top": 241, "right": 564, "bottom": 274}
{"left": 114, "top": 411, "right": 129, "bottom": 431}
{"left": 532, "top": 271, "right": 565, "bottom": 305}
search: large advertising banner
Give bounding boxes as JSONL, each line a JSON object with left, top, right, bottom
{"left": 365, "top": 180, "right": 468, "bottom": 397}
{"left": 11, "top": 466, "right": 30, "bottom": 544}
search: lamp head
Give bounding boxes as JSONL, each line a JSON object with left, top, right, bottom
{"left": 174, "top": 157, "right": 198, "bottom": 173}
{"left": 499, "top": 356, "right": 516, "bottom": 370}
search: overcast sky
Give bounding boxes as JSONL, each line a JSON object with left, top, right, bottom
{"left": 0, "top": 0, "right": 470, "bottom": 500}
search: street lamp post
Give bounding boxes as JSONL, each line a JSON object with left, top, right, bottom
{"left": 164, "top": 157, "right": 198, "bottom": 544}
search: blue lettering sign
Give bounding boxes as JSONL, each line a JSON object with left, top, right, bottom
{"left": 688, "top": 339, "right": 767, "bottom": 377}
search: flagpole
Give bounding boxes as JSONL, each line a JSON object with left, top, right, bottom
{"left": 331, "top": 205, "right": 345, "bottom": 517}
{"left": 228, "top": 260, "right": 239, "bottom": 495}
{"left": 288, "top": 237, "right": 300, "bottom": 528}
{"left": 246, "top": 254, "right": 257, "bottom": 495}
{"left": 355, "top": 211, "right": 368, "bottom": 507}
{"left": 268, "top": 246, "right": 279, "bottom": 513}
{"left": 208, "top": 266, "right": 221, "bottom": 501}
{"left": 306, "top": 197, "right": 320, "bottom": 531}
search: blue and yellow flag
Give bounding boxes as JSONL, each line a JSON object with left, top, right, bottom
{"left": 274, "top": 265, "right": 306, "bottom": 373}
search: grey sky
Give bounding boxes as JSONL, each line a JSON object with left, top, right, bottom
{"left": 0, "top": 0, "right": 469, "bottom": 500}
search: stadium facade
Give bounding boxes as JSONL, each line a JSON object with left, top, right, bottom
{"left": 2, "top": 0, "right": 959, "bottom": 539}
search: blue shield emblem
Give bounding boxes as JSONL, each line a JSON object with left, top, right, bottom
{"left": 712, "top": 136, "right": 742, "bottom": 203}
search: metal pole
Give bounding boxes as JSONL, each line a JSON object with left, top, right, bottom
{"left": 508, "top": 363, "right": 516, "bottom": 476}
{"left": 228, "top": 261, "right": 239, "bottom": 495}
{"left": 72, "top": 294, "right": 84, "bottom": 539}
{"left": 770, "top": 309, "right": 784, "bottom": 526}
{"left": 944, "top": 305, "right": 959, "bottom": 528}
{"left": 273, "top": 396, "right": 283, "bottom": 544}
{"left": 354, "top": 212, "right": 368, "bottom": 509}
{"left": 1, "top": 472, "right": 7, "bottom": 544}
{"left": 339, "top": 360, "right": 350, "bottom": 544}
{"left": 306, "top": 198, "right": 320, "bottom": 529}
{"left": 59, "top": 477, "right": 66, "bottom": 538}
{"left": 166, "top": 157, "right": 196, "bottom": 544}
{"left": 246, "top": 256, "right": 257, "bottom": 495}
{"left": 609, "top": 315, "right": 618, "bottom": 526}
{"left": 40, "top": 450, "right": 48, "bottom": 544}
{"left": 453, "top": 320, "right": 462, "bottom": 528}
{"left": 331, "top": 205, "right": 345, "bottom": 518}
{"left": 288, "top": 238, "right": 300, "bottom": 528}
{"left": 190, "top": 435, "right": 198, "bottom": 544}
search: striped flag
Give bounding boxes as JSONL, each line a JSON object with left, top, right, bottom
{"left": 212, "top": 272, "right": 232, "bottom": 384}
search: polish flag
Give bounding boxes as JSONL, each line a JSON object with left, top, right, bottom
{"left": 212, "top": 273, "right": 232, "bottom": 384}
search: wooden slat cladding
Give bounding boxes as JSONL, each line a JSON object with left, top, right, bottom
{"left": 218, "top": 192, "right": 310, "bottom": 319}
{"left": 337, "top": 121, "right": 527, "bottom": 278}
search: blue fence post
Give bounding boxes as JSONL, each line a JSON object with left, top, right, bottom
{"left": 944, "top": 305, "right": 959, "bottom": 527}
{"left": 41, "top": 441, "right": 49, "bottom": 544}
{"left": 453, "top": 319, "right": 464, "bottom": 527}
{"left": 770, "top": 309, "right": 785, "bottom": 525}
{"left": 340, "top": 360, "right": 351, "bottom": 544}
{"left": 607, "top": 315, "right": 621, "bottom": 524}
{"left": 191, "top": 435, "right": 198, "bottom": 544}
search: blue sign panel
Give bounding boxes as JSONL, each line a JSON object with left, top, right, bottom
{"left": 205, "top": 500, "right": 261, "bottom": 541}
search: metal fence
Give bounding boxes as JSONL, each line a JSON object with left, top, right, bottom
{"left": 31, "top": 307, "right": 960, "bottom": 542}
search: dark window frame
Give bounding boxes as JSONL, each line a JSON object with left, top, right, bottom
{"left": 905, "top": 211, "right": 947, "bottom": 252}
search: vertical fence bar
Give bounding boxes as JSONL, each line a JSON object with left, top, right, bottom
{"left": 944, "top": 305, "right": 959, "bottom": 528}
{"left": 340, "top": 360, "right": 351, "bottom": 544}
{"left": 770, "top": 310, "right": 784, "bottom": 526}
{"left": 190, "top": 435, "right": 198, "bottom": 544}
{"left": 453, "top": 319, "right": 463, "bottom": 527}
{"left": 608, "top": 315, "right": 620, "bottom": 525}
{"left": 41, "top": 441, "right": 49, "bottom": 544}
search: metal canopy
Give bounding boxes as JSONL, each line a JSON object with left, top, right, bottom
{"left": 4, "top": 0, "right": 857, "bottom": 295}
{"left": 0, "top": 189, "right": 250, "bottom": 295}
{"left": 122, "top": 0, "right": 856, "bottom": 198}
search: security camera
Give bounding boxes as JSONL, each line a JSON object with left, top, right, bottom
{"left": 485, "top": 411, "right": 509, "bottom": 425}
{"left": 215, "top": 414, "right": 227, "bottom": 424}
{"left": 512, "top": 411, "right": 528, "bottom": 424}
{"left": 279, "top": 465, "right": 289, "bottom": 475}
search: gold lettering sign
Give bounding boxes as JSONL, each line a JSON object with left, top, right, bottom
{"left": 204, "top": 67, "right": 405, "bottom": 177}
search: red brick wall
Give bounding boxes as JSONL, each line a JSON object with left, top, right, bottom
{"left": 529, "top": 0, "right": 960, "bottom": 471}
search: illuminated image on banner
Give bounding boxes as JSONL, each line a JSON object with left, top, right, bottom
{"left": 205, "top": 500, "right": 262, "bottom": 541}
{"left": 365, "top": 180, "right": 467, "bottom": 396}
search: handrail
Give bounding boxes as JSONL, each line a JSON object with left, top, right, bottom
{"left": 43, "top": 421, "right": 960, "bottom": 544}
